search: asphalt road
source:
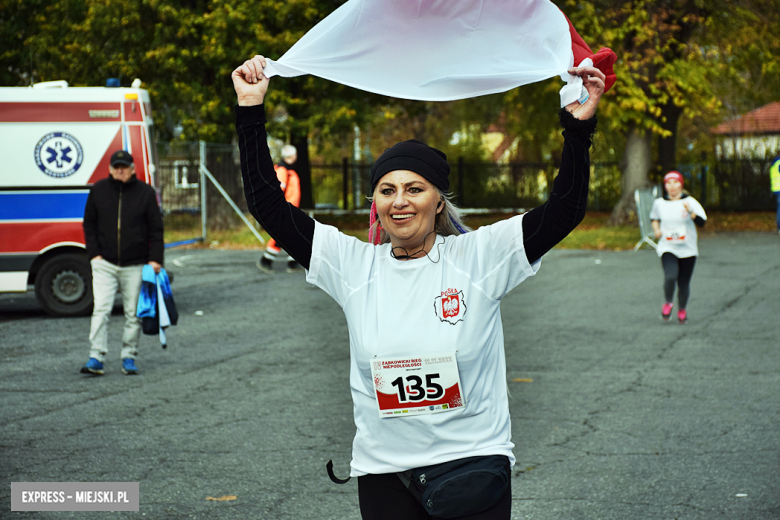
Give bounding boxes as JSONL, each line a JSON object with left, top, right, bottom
{"left": 1, "top": 232, "right": 778, "bottom": 519}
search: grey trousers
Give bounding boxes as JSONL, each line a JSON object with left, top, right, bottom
{"left": 88, "top": 259, "right": 143, "bottom": 362}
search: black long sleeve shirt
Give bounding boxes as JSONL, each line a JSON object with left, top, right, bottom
{"left": 236, "top": 105, "right": 596, "bottom": 269}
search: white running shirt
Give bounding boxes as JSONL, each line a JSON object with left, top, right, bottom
{"left": 649, "top": 196, "right": 707, "bottom": 258}
{"left": 306, "top": 215, "right": 540, "bottom": 476}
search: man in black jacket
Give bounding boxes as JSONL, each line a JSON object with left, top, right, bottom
{"left": 80, "top": 150, "right": 164, "bottom": 376}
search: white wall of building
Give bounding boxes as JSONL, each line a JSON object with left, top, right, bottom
{"left": 716, "top": 135, "right": 780, "bottom": 158}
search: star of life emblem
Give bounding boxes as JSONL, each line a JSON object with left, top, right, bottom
{"left": 34, "top": 132, "right": 84, "bottom": 178}
{"left": 434, "top": 288, "right": 466, "bottom": 325}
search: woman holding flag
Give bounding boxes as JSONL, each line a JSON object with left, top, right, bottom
{"left": 231, "top": 2, "right": 613, "bottom": 517}
{"left": 233, "top": 57, "right": 604, "bottom": 519}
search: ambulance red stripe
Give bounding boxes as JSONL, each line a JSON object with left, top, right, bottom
{"left": 0, "top": 222, "right": 85, "bottom": 254}
{"left": 123, "top": 101, "right": 144, "bottom": 122}
{"left": 127, "top": 126, "right": 147, "bottom": 181}
{"left": 0, "top": 103, "right": 122, "bottom": 122}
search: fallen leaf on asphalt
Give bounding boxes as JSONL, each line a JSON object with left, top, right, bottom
{"left": 206, "top": 495, "right": 237, "bottom": 501}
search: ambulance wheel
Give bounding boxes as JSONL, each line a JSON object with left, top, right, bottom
{"left": 35, "top": 254, "right": 93, "bottom": 317}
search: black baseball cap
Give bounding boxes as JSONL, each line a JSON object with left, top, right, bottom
{"left": 110, "top": 150, "right": 134, "bottom": 167}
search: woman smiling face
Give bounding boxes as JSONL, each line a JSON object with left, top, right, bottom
{"left": 374, "top": 170, "right": 444, "bottom": 254}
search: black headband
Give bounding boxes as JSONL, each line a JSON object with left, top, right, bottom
{"left": 370, "top": 139, "right": 450, "bottom": 192}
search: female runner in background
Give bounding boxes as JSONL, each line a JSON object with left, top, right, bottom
{"left": 650, "top": 171, "right": 707, "bottom": 324}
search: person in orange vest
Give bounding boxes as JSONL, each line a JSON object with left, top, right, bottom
{"left": 258, "top": 144, "right": 302, "bottom": 273}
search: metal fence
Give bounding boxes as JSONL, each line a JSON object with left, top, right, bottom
{"left": 157, "top": 142, "right": 778, "bottom": 248}
{"left": 710, "top": 158, "right": 776, "bottom": 211}
{"left": 311, "top": 160, "right": 623, "bottom": 212}
{"left": 157, "top": 142, "right": 203, "bottom": 247}
{"left": 673, "top": 158, "right": 775, "bottom": 211}
{"left": 158, "top": 141, "right": 257, "bottom": 247}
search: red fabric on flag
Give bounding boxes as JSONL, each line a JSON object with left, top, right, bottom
{"left": 563, "top": 13, "right": 618, "bottom": 93}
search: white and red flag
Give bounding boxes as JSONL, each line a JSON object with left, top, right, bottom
{"left": 262, "top": 0, "right": 616, "bottom": 105}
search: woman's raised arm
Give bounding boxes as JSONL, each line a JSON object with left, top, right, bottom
{"left": 521, "top": 66, "right": 606, "bottom": 264}
{"left": 233, "top": 55, "right": 315, "bottom": 269}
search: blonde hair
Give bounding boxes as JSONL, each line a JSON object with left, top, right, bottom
{"left": 368, "top": 189, "right": 471, "bottom": 245}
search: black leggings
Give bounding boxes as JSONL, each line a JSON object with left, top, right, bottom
{"left": 661, "top": 253, "right": 697, "bottom": 308}
{"left": 357, "top": 473, "right": 512, "bottom": 520}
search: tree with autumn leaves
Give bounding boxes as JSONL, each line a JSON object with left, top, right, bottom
{"left": 3, "top": 0, "right": 779, "bottom": 216}
{"left": 561, "top": 0, "right": 780, "bottom": 223}
{"left": 1, "top": 0, "right": 372, "bottom": 208}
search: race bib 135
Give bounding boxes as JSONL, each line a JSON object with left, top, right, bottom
{"left": 371, "top": 353, "right": 465, "bottom": 418}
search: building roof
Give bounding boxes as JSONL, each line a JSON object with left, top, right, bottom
{"left": 712, "top": 102, "right": 780, "bottom": 135}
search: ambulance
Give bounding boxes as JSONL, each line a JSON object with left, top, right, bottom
{"left": 0, "top": 79, "right": 159, "bottom": 316}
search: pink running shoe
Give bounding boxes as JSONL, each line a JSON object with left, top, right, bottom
{"left": 661, "top": 302, "right": 673, "bottom": 322}
{"left": 677, "top": 309, "right": 688, "bottom": 324}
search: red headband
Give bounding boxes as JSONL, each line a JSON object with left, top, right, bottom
{"left": 664, "top": 171, "right": 684, "bottom": 186}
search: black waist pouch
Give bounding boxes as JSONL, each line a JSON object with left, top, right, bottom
{"left": 406, "top": 455, "right": 510, "bottom": 519}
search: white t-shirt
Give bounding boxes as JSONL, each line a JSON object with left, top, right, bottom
{"left": 306, "top": 215, "right": 541, "bottom": 476}
{"left": 649, "top": 196, "right": 707, "bottom": 258}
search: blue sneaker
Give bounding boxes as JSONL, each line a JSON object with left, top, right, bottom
{"left": 80, "top": 358, "right": 104, "bottom": 375}
{"left": 121, "top": 358, "right": 139, "bottom": 375}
